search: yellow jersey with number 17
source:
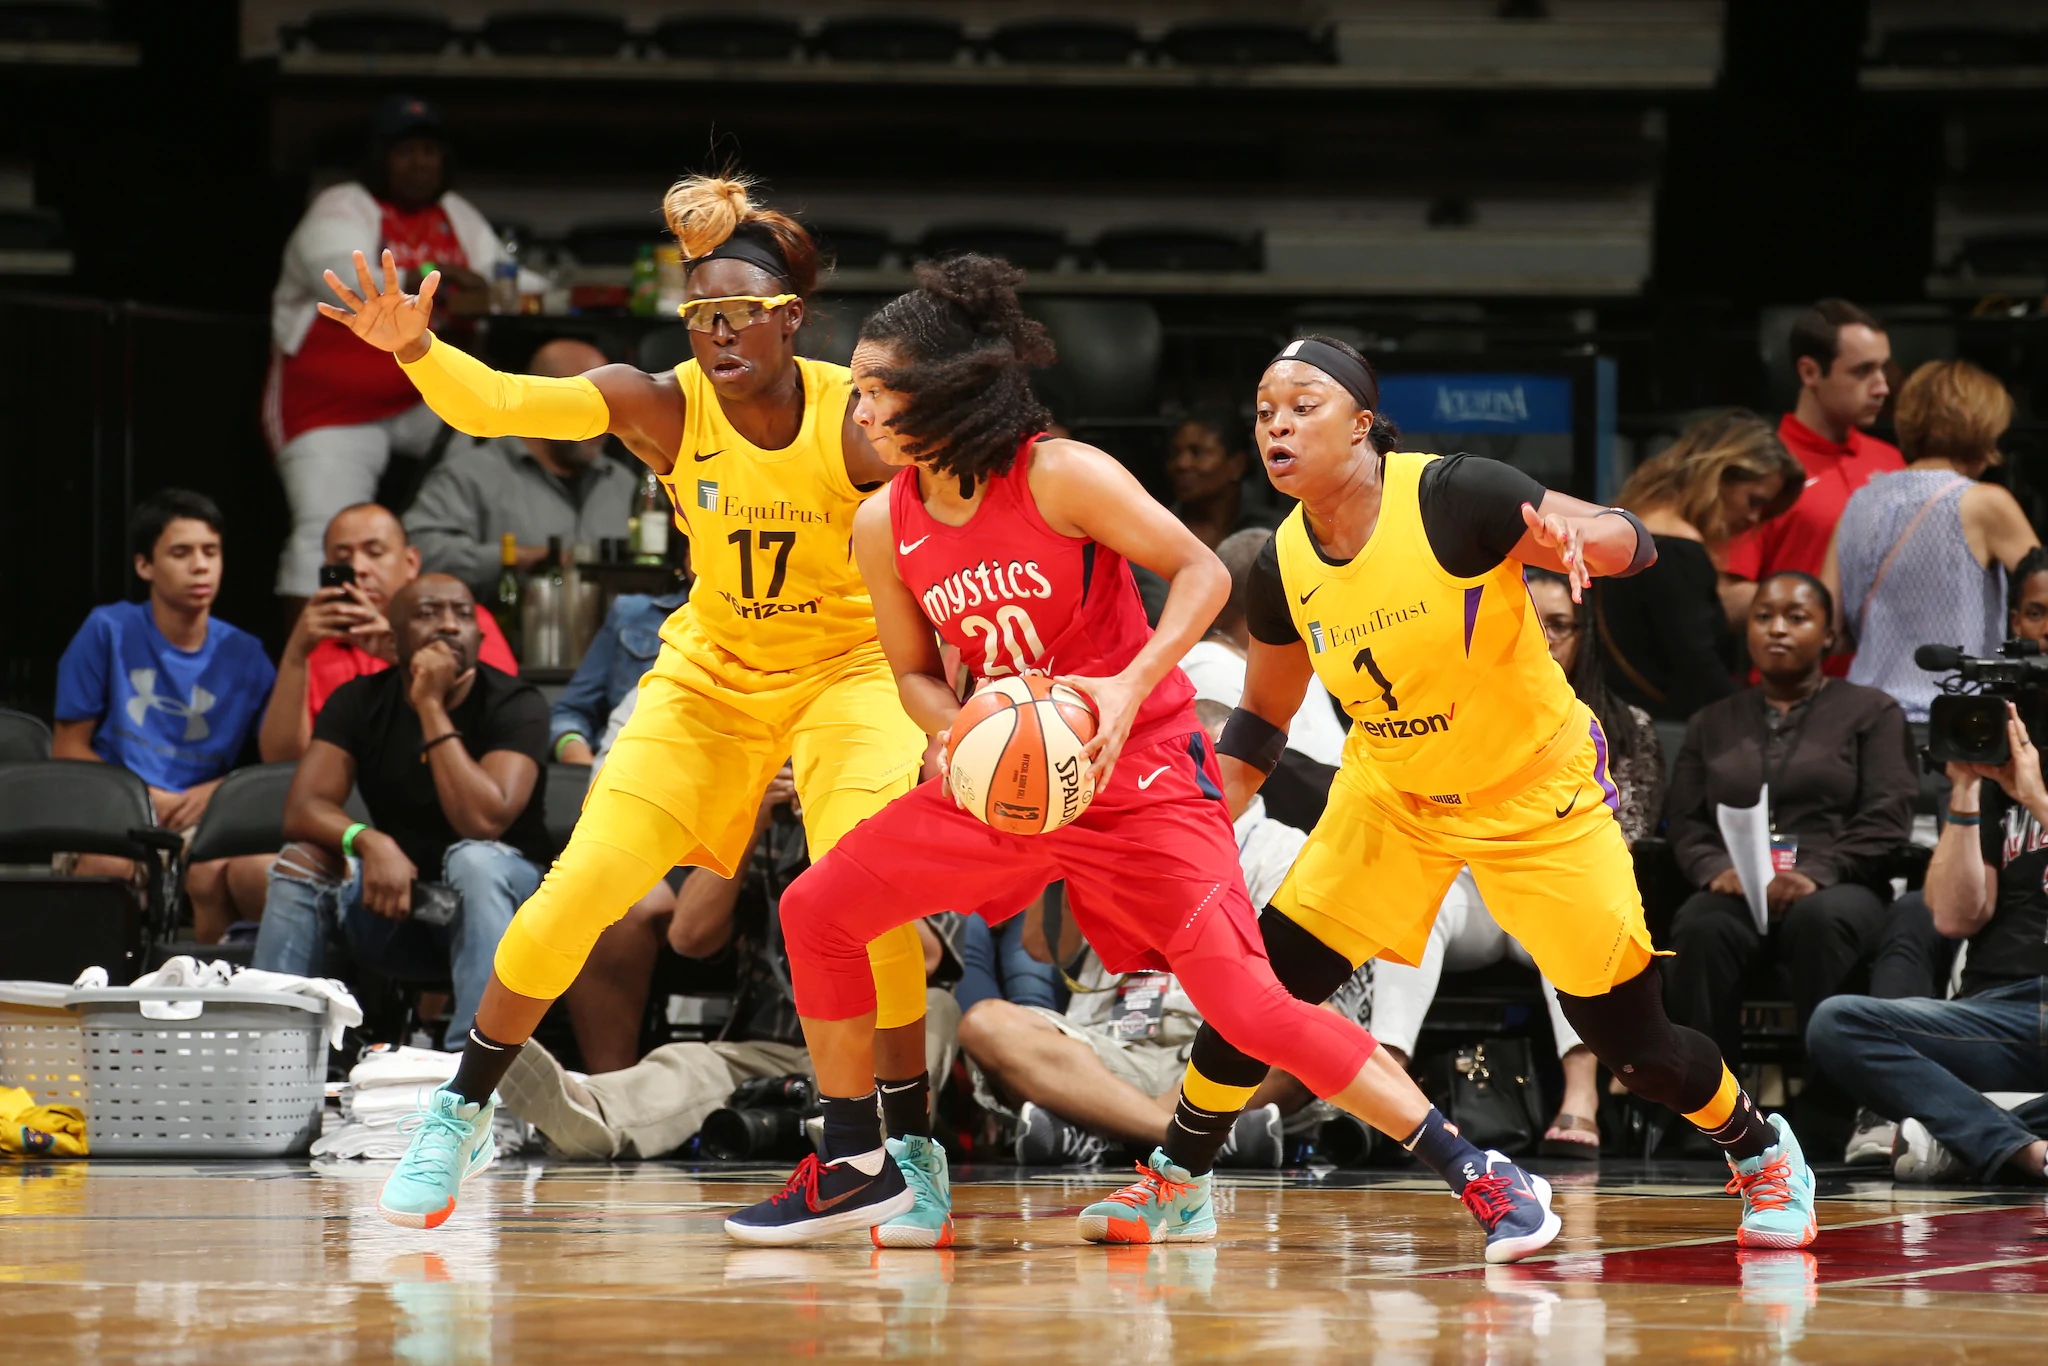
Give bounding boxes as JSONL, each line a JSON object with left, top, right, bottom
{"left": 1271, "top": 449, "right": 1574, "bottom": 802}
{"left": 655, "top": 357, "right": 878, "bottom": 673}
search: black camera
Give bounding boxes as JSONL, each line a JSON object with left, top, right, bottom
{"left": 1917, "top": 641, "right": 2048, "bottom": 765}
{"left": 699, "top": 1073, "right": 818, "bottom": 1161}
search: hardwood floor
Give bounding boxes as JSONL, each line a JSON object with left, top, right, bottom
{"left": 3, "top": 1159, "right": 2045, "bottom": 1362}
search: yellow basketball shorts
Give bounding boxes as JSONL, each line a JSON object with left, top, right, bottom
{"left": 493, "top": 627, "right": 929, "bottom": 1023}
{"left": 1270, "top": 706, "right": 1656, "bottom": 1000}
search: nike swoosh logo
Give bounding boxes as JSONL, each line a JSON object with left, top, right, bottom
{"left": 898, "top": 536, "right": 930, "bottom": 554}
{"left": 806, "top": 1179, "right": 870, "bottom": 1214}
{"left": 1298, "top": 584, "right": 1321, "bottom": 604}
{"left": 1136, "top": 766, "right": 1170, "bottom": 790}
{"left": 1554, "top": 788, "right": 1579, "bottom": 820}
{"left": 693, "top": 448, "right": 725, "bottom": 463}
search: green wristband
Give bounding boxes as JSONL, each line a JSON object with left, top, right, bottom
{"left": 342, "top": 822, "right": 370, "bottom": 858}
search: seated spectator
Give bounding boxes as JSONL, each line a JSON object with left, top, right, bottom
{"left": 404, "top": 338, "right": 639, "bottom": 601}
{"left": 1808, "top": 705, "right": 2048, "bottom": 1184}
{"left": 1163, "top": 411, "right": 1287, "bottom": 549}
{"left": 1603, "top": 409, "right": 1804, "bottom": 720}
{"left": 1721, "top": 298, "right": 1903, "bottom": 641}
{"left": 496, "top": 766, "right": 958, "bottom": 1158}
{"left": 53, "top": 490, "right": 276, "bottom": 942}
{"left": 952, "top": 700, "right": 1334, "bottom": 1168}
{"left": 260, "top": 502, "right": 516, "bottom": 762}
{"left": 267, "top": 95, "right": 525, "bottom": 606}
{"left": 549, "top": 586, "right": 688, "bottom": 764}
{"left": 1662, "top": 571, "right": 1915, "bottom": 1066}
{"left": 953, "top": 897, "right": 1063, "bottom": 1018}
{"left": 253, "top": 574, "right": 548, "bottom": 1042}
{"left": 1372, "top": 567, "right": 1664, "bottom": 1159}
{"left": 1828, "top": 359, "right": 2036, "bottom": 723}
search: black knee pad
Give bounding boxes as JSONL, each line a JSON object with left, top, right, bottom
{"left": 1260, "top": 906, "right": 1358, "bottom": 1005}
{"left": 1188, "top": 1022, "right": 1272, "bottom": 1091}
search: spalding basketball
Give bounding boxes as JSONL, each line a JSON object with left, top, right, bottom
{"left": 946, "top": 676, "right": 1098, "bottom": 835}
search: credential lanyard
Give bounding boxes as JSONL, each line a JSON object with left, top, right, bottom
{"left": 1759, "top": 680, "right": 1825, "bottom": 834}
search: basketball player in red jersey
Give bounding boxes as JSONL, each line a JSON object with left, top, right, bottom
{"left": 724, "top": 256, "right": 1560, "bottom": 1263}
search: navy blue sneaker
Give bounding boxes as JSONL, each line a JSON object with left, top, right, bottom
{"left": 1459, "top": 1150, "right": 1561, "bottom": 1264}
{"left": 724, "top": 1153, "right": 916, "bottom": 1246}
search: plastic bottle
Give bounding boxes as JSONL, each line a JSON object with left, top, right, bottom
{"left": 495, "top": 532, "right": 524, "bottom": 663}
{"left": 490, "top": 232, "right": 520, "bottom": 315}
{"left": 629, "top": 244, "right": 660, "bottom": 317}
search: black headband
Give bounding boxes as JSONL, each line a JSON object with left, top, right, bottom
{"left": 684, "top": 222, "right": 792, "bottom": 285}
{"left": 1269, "top": 338, "right": 1379, "bottom": 411}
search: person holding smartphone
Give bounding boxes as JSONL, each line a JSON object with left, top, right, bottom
{"left": 254, "top": 572, "right": 549, "bottom": 1044}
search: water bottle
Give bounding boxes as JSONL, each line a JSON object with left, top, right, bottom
{"left": 490, "top": 233, "right": 520, "bottom": 315}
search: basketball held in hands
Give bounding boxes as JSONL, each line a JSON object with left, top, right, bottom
{"left": 945, "top": 676, "right": 1098, "bottom": 834}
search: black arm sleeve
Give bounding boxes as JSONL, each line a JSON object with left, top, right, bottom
{"left": 1416, "top": 453, "right": 1550, "bottom": 578}
{"left": 1244, "top": 533, "right": 1301, "bottom": 646}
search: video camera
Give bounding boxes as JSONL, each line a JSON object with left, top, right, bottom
{"left": 698, "top": 1073, "right": 819, "bottom": 1161}
{"left": 1916, "top": 640, "right": 2048, "bottom": 766}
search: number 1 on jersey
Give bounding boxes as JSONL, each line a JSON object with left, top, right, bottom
{"left": 728, "top": 529, "right": 796, "bottom": 599}
{"left": 1352, "top": 647, "right": 1399, "bottom": 712}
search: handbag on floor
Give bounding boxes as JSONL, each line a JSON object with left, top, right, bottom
{"left": 1424, "top": 1037, "right": 1547, "bottom": 1155}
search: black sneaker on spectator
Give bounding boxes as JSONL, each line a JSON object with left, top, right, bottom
{"left": 1014, "top": 1102, "right": 1108, "bottom": 1167}
{"left": 1843, "top": 1107, "right": 1897, "bottom": 1166}
{"left": 1892, "top": 1118, "right": 1968, "bottom": 1183}
{"left": 1215, "top": 1103, "right": 1284, "bottom": 1169}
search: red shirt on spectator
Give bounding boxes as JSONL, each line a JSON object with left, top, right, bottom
{"left": 1723, "top": 413, "right": 1904, "bottom": 583}
{"left": 305, "top": 605, "right": 518, "bottom": 719}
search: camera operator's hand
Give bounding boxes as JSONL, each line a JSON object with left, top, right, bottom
{"left": 1962, "top": 703, "right": 2048, "bottom": 822}
{"left": 1767, "top": 869, "right": 1818, "bottom": 917}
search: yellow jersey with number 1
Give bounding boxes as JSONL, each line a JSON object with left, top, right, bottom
{"left": 1272, "top": 449, "right": 1573, "bottom": 802}
{"left": 655, "top": 357, "right": 878, "bottom": 673}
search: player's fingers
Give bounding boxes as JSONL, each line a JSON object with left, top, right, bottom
{"left": 352, "top": 249, "right": 377, "bottom": 299}
{"left": 322, "top": 270, "right": 365, "bottom": 311}
{"left": 314, "top": 301, "right": 351, "bottom": 324}
{"left": 1520, "top": 502, "right": 1543, "bottom": 533}
{"left": 416, "top": 269, "right": 441, "bottom": 311}
{"left": 381, "top": 248, "right": 400, "bottom": 297}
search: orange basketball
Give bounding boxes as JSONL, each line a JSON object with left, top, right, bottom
{"left": 945, "top": 675, "right": 1098, "bottom": 834}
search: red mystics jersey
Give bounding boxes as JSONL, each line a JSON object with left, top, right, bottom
{"left": 889, "top": 436, "right": 1197, "bottom": 752}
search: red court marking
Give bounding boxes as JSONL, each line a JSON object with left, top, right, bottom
{"left": 1435, "top": 1206, "right": 2048, "bottom": 1288}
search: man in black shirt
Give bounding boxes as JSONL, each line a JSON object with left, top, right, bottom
{"left": 254, "top": 574, "right": 549, "bottom": 1043}
{"left": 1807, "top": 701, "right": 2048, "bottom": 1184}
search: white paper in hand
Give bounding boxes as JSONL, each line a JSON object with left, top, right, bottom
{"left": 1715, "top": 785, "right": 1774, "bottom": 935}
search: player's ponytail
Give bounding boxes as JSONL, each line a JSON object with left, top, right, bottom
{"left": 661, "top": 170, "right": 821, "bottom": 298}
{"left": 859, "top": 253, "right": 1055, "bottom": 486}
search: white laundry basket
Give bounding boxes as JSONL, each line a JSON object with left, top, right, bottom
{"left": 64, "top": 987, "right": 329, "bottom": 1157}
{"left": 0, "top": 980, "right": 88, "bottom": 1107}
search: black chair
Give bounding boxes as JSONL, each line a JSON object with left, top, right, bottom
{"left": 1960, "top": 234, "right": 2048, "bottom": 279}
{"left": 0, "top": 2, "right": 108, "bottom": 43}
{"left": 1094, "top": 228, "right": 1263, "bottom": 273}
{"left": 296, "top": 10, "right": 453, "bottom": 54}
{"left": 1029, "top": 298, "right": 1162, "bottom": 420}
{"left": 806, "top": 223, "right": 893, "bottom": 270}
{"left": 812, "top": 16, "right": 963, "bottom": 63}
{"left": 0, "top": 206, "right": 65, "bottom": 251}
{"left": 186, "top": 762, "right": 296, "bottom": 866}
{"left": 1875, "top": 26, "right": 2041, "bottom": 68}
{"left": 543, "top": 762, "right": 593, "bottom": 861}
{"left": 0, "top": 761, "right": 182, "bottom": 984}
{"left": 0, "top": 709, "right": 52, "bottom": 763}
{"left": 919, "top": 224, "right": 1067, "bottom": 272}
{"left": 1156, "top": 22, "right": 1331, "bottom": 66}
{"left": 987, "top": 20, "right": 1141, "bottom": 64}
{"left": 480, "top": 11, "right": 630, "bottom": 57}
{"left": 651, "top": 15, "right": 801, "bottom": 61}
{"left": 564, "top": 220, "right": 663, "bottom": 266}
{"left": 1652, "top": 718, "right": 1688, "bottom": 785}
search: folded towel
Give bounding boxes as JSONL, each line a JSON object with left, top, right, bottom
{"left": 74, "top": 957, "right": 364, "bottom": 1049}
{"left": 348, "top": 1044, "right": 461, "bottom": 1090}
{"left": 311, "top": 1114, "right": 528, "bottom": 1161}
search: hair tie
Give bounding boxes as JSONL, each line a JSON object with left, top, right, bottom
{"left": 1269, "top": 338, "right": 1379, "bottom": 411}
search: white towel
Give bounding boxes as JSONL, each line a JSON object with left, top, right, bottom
{"left": 72, "top": 957, "right": 364, "bottom": 1048}
{"left": 311, "top": 1114, "right": 528, "bottom": 1161}
{"left": 348, "top": 1044, "right": 462, "bottom": 1090}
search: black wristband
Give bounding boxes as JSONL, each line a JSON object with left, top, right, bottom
{"left": 1217, "top": 708, "right": 1288, "bottom": 776}
{"left": 1597, "top": 507, "right": 1655, "bottom": 577}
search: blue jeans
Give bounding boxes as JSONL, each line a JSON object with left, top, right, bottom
{"left": 953, "top": 912, "right": 1063, "bottom": 1016}
{"left": 1806, "top": 978, "right": 2048, "bottom": 1181}
{"left": 252, "top": 840, "right": 539, "bottom": 1040}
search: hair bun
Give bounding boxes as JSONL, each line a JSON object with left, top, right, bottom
{"left": 913, "top": 254, "right": 1056, "bottom": 368}
{"left": 663, "top": 173, "right": 756, "bottom": 259}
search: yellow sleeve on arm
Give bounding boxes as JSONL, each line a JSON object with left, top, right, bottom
{"left": 396, "top": 333, "right": 611, "bottom": 441}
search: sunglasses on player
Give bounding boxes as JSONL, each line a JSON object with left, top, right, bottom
{"left": 678, "top": 293, "right": 799, "bottom": 334}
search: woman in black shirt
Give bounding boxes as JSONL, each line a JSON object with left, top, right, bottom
{"left": 1600, "top": 410, "right": 1804, "bottom": 720}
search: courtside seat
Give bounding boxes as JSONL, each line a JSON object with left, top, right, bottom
{"left": 651, "top": 15, "right": 802, "bottom": 61}
{"left": 292, "top": 10, "right": 453, "bottom": 55}
{"left": 920, "top": 224, "right": 1068, "bottom": 272}
{"left": 0, "top": 760, "right": 182, "bottom": 984}
{"left": 1156, "top": 21, "right": 1331, "bottom": 67}
{"left": 1094, "top": 228, "right": 1263, "bottom": 273}
{"left": 543, "top": 762, "right": 593, "bottom": 862}
{"left": 812, "top": 17, "right": 963, "bottom": 63}
{"left": 479, "top": 11, "right": 631, "bottom": 58}
{"left": 987, "top": 20, "right": 1142, "bottom": 65}
{"left": 0, "top": 708, "right": 52, "bottom": 764}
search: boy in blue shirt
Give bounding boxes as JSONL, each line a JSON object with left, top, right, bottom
{"left": 54, "top": 489, "right": 278, "bottom": 941}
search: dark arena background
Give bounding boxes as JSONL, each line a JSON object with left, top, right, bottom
{"left": 6, "top": 2, "right": 2048, "bottom": 1362}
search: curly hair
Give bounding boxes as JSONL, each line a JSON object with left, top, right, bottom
{"left": 857, "top": 254, "right": 1056, "bottom": 490}
{"left": 660, "top": 171, "right": 820, "bottom": 298}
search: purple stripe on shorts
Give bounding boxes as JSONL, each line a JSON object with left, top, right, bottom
{"left": 1463, "top": 585, "right": 1482, "bottom": 656}
{"left": 1588, "top": 717, "right": 1620, "bottom": 814}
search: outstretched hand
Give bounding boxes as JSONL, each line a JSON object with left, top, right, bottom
{"left": 1520, "top": 502, "right": 1590, "bottom": 602}
{"left": 317, "top": 249, "right": 438, "bottom": 362}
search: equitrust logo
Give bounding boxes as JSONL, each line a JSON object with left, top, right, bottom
{"left": 697, "top": 479, "right": 719, "bottom": 512}
{"left": 1307, "top": 600, "right": 1428, "bottom": 654}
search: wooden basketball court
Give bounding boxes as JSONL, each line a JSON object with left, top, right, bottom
{"left": 5, "top": 1158, "right": 2046, "bottom": 1362}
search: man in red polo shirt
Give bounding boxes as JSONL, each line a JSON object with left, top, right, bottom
{"left": 1723, "top": 299, "right": 1902, "bottom": 664}
{"left": 258, "top": 501, "right": 517, "bottom": 762}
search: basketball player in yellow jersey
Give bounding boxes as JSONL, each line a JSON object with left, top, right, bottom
{"left": 1194, "top": 336, "right": 1819, "bottom": 1250}
{"left": 317, "top": 176, "right": 944, "bottom": 1236}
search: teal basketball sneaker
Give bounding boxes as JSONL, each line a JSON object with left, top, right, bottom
{"left": 378, "top": 1087, "right": 498, "bottom": 1229}
{"left": 1726, "top": 1114, "right": 1818, "bottom": 1249}
{"left": 873, "top": 1135, "right": 954, "bottom": 1248}
{"left": 1076, "top": 1148, "right": 1216, "bottom": 1244}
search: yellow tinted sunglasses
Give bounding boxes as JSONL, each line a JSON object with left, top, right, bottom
{"left": 678, "top": 293, "right": 798, "bottom": 333}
